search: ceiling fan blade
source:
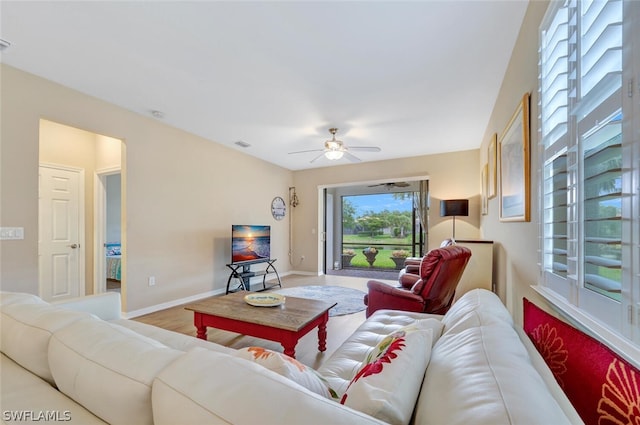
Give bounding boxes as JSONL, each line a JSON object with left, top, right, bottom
{"left": 347, "top": 146, "right": 381, "bottom": 152}
{"left": 310, "top": 152, "right": 326, "bottom": 163}
{"left": 343, "top": 151, "right": 361, "bottom": 163}
{"left": 288, "top": 148, "right": 325, "bottom": 155}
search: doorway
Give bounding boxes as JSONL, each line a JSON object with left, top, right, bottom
{"left": 38, "top": 119, "right": 123, "bottom": 301}
{"left": 321, "top": 178, "right": 429, "bottom": 280}
{"left": 95, "top": 170, "right": 122, "bottom": 294}
{"left": 38, "top": 164, "right": 85, "bottom": 301}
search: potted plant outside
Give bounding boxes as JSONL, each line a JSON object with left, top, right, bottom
{"left": 362, "top": 247, "right": 378, "bottom": 267}
{"left": 390, "top": 249, "right": 409, "bottom": 270}
{"left": 341, "top": 249, "right": 356, "bottom": 267}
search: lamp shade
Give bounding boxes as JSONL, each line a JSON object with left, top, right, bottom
{"left": 440, "top": 199, "right": 469, "bottom": 217}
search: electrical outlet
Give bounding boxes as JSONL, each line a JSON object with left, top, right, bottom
{"left": 0, "top": 227, "right": 24, "bottom": 240}
{"left": 301, "top": 255, "right": 305, "bottom": 261}
{"left": 148, "top": 276, "right": 156, "bottom": 286}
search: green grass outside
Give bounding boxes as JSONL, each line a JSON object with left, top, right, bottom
{"left": 342, "top": 234, "right": 414, "bottom": 269}
{"left": 343, "top": 234, "right": 412, "bottom": 245}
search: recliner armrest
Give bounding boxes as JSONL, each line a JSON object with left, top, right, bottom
{"left": 365, "top": 280, "right": 425, "bottom": 317}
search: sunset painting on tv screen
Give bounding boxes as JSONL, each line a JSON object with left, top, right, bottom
{"left": 231, "top": 225, "right": 271, "bottom": 263}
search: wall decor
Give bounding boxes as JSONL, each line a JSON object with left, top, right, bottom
{"left": 499, "top": 93, "right": 530, "bottom": 222}
{"left": 271, "top": 196, "right": 286, "bottom": 220}
{"left": 481, "top": 163, "right": 489, "bottom": 215}
{"left": 487, "top": 133, "right": 497, "bottom": 199}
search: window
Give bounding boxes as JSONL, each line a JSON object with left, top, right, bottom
{"left": 539, "top": 0, "right": 639, "bottom": 347}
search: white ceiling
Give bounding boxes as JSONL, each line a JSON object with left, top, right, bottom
{"left": 0, "top": 1, "right": 528, "bottom": 171}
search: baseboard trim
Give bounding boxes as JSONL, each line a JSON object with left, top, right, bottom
{"left": 288, "top": 270, "right": 320, "bottom": 276}
{"left": 123, "top": 289, "right": 225, "bottom": 319}
{"left": 123, "top": 270, "right": 311, "bottom": 318}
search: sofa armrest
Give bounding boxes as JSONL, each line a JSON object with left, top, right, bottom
{"left": 52, "top": 292, "right": 121, "bottom": 321}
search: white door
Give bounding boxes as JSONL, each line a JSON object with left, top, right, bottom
{"left": 39, "top": 164, "right": 85, "bottom": 301}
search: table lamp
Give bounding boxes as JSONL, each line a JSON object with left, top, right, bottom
{"left": 440, "top": 199, "right": 469, "bottom": 240}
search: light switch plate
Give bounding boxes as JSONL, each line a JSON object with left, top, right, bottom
{"left": 0, "top": 227, "right": 25, "bottom": 240}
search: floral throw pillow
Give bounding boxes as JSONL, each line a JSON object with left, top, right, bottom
{"left": 340, "top": 327, "right": 433, "bottom": 425}
{"left": 235, "top": 347, "right": 338, "bottom": 400}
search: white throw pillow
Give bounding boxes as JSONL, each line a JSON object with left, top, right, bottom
{"left": 340, "top": 327, "right": 433, "bottom": 425}
{"left": 235, "top": 347, "right": 338, "bottom": 400}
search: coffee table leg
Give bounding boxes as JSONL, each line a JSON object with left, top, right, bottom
{"left": 318, "top": 312, "right": 329, "bottom": 352}
{"left": 194, "top": 313, "right": 207, "bottom": 340}
{"left": 281, "top": 335, "right": 297, "bottom": 358}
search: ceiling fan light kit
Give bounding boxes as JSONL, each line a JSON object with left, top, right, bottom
{"left": 288, "top": 127, "right": 381, "bottom": 163}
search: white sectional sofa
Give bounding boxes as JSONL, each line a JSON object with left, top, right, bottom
{"left": 0, "top": 289, "right": 583, "bottom": 425}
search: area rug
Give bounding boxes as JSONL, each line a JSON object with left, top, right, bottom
{"left": 273, "top": 285, "right": 366, "bottom": 317}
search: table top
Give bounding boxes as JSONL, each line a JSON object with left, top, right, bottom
{"left": 184, "top": 291, "right": 336, "bottom": 332}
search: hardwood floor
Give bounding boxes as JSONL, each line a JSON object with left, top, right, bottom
{"left": 132, "top": 274, "right": 394, "bottom": 369}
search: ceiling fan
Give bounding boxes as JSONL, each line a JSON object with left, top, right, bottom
{"left": 288, "top": 128, "right": 381, "bottom": 163}
{"left": 368, "top": 182, "right": 411, "bottom": 188}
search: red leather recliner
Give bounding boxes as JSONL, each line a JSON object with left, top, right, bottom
{"left": 364, "top": 245, "right": 471, "bottom": 317}
{"left": 397, "top": 239, "right": 455, "bottom": 289}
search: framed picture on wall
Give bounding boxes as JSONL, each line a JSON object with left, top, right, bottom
{"left": 481, "top": 163, "right": 489, "bottom": 215}
{"left": 487, "top": 133, "right": 497, "bottom": 199}
{"left": 499, "top": 93, "right": 530, "bottom": 222}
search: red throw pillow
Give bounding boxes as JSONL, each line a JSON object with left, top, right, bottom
{"left": 523, "top": 298, "right": 640, "bottom": 425}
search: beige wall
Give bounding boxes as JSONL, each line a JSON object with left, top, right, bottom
{"left": 478, "top": 1, "right": 549, "bottom": 324}
{"left": 0, "top": 64, "right": 293, "bottom": 312}
{"left": 291, "top": 149, "right": 481, "bottom": 273}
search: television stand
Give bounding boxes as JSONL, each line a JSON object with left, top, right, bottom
{"left": 225, "top": 259, "right": 282, "bottom": 294}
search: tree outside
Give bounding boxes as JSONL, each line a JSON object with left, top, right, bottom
{"left": 341, "top": 193, "right": 417, "bottom": 269}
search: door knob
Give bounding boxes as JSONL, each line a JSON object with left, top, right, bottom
{"left": 69, "top": 244, "right": 78, "bottom": 249}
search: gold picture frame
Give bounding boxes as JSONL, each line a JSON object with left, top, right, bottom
{"left": 499, "top": 93, "right": 530, "bottom": 222}
{"left": 487, "top": 133, "right": 497, "bottom": 199}
{"left": 481, "top": 163, "right": 489, "bottom": 215}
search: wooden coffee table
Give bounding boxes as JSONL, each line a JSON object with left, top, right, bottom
{"left": 184, "top": 291, "right": 336, "bottom": 358}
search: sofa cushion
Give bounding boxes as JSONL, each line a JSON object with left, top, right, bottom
{"left": 414, "top": 318, "right": 572, "bottom": 425}
{"left": 317, "top": 310, "right": 442, "bottom": 396}
{"left": 440, "top": 289, "right": 513, "bottom": 335}
{"left": 152, "top": 347, "right": 385, "bottom": 425}
{"left": 0, "top": 302, "right": 92, "bottom": 384}
{"left": 1, "top": 353, "right": 107, "bottom": 424}
{"left": 340, "top": 327, "right": 433, "bottom": 425}
{"left": 0, "top": 291, "right": 47, "bottom": 306}
{"left": 48, "top": 316, "right": 184, "bottom": 425}
{"left": 110, "top": 318, "right": 235, "bottom": 355}
{"left": 235, "top": 346, "right": 338, "bottom": 399}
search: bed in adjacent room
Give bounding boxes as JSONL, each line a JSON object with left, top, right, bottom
{"left": 106, "top": 243, "right": 121, "bottom": 291}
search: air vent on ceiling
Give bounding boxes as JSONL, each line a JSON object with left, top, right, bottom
{"left": 0, "top": 39, "right": 12, "bottom": 52}
{"left": 235, "top": 140, "right": 251, "bottom": 148}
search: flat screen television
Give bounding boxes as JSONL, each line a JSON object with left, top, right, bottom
{"left": 231, "top": 225, "right": 271, "bottom": 264}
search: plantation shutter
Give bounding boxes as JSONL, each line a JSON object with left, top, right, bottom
{"left": 539, "top": 0, "right": 630, "bottom": 333}
{"left": 576, "top": 0, "right": 624, "bottom": 302}
{"left": 540, "top": 1, "right": 571, "bottom": 294}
